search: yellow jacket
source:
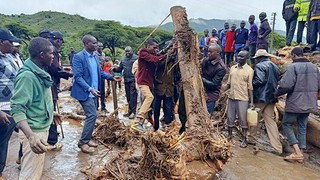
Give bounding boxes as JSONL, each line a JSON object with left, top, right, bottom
{"left": 294, "top": 0, "right": 311, "bottom": 21}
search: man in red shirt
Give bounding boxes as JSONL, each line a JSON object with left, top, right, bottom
{"left": 131, "top": 39, "right": 164, "bottom": 132}
{"left": 224, "top": 24, "right": 236, "bottom": 67}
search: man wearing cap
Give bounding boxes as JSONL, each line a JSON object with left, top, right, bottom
{"left": 95, "top": 42, "right": 108, "bottom": 112}
{"left": 46, "top": 31, "right": 73, "bottom": 150}
{"left": 0, "top": 28, "right": 20, "bottom": 180}
{"left": 71, "top": 35, "right": 116, "bottom": 153}
{"left": 10, "top": 41, "right": 24, "bottom": 68}
{"left": 257, "top": 12, "right": 272, "bottom": 51}
{"left": 249, "top": 49, "right": 283, "bottom": 155}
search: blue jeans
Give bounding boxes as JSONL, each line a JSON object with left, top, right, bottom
{"left": 153, "top": 93, "right": 174, "bottom": 130}
{"left": 285, "top": 19, "right": 297, "bottom": 46}
{"left": 78, "top": 97, "right": 97, "bottom": 145}
{"left": 206, "top": 101, "right": 215, "bottom": 117}
{"left": 310, "top": 19, "right": 320, "bottom": 51}
{"left": 0, "top": 110, "right": 16, "bottom": 176}
{"left": 282, "top": 112, "right": 309, "bottom": 149}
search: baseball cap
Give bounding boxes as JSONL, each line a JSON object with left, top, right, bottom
{"left": 38, "top": 29, "right": 52, "bottom": 39}
{"left": 13, "top": 42, "right": 20, "bottom": 47}
{"left": 51, "top": 31, "right": 64, "bottom": 42}
{"left": 0, "top": 29, "right": 21, "bottom": 42}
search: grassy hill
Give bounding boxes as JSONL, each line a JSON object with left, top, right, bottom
{"left": 1, "top": 11, "right": 289, "bottom": 63}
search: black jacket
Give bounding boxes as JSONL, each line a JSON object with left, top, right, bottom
{"left": 275, "top": 57, "right": 320, "bottom": 113}
{"left": 307, "top": 0, "right": 320, "bottom": 20}
{"left": 113, "top": 54, "right": 138, "bottom": 83}
{"left": 201, "top": 57, "right": 227, "bottom": 102}
{"left": 253, "top": 58, "right": 280, "bottom": 104}
{"left": 282, "top": 0, "right": 298, "bottom": 21}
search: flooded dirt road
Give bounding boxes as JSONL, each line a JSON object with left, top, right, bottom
{"left": 2, "top": 79, "right": 320, "bottom": 179}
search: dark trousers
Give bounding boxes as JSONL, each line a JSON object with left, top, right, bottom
{"left": 96, "top": 79, "right": 106, "bottom": 110}
{"left": 296, "top": 21, "right": 309, "bottom": 44}
{"left": 225, "top": 52, "right": 234, "bottom": 66}
{"left": 221, "top": 46, "right": 225, "bottom": 60}
{"left": 285, "top": 19, "right": 297, "bottom": 46}
{"left": 206, "top": 101, "right": 216, "bottom": 117}
{"left": 256, "top": 43, "right": 268, "bottom": 51}
{"left": 309, "top": 19, "right": 320, "bottom": 51}
{"left": 153, "top": 93, "right": 174, "bottom": 130}
{"left": 0, "top": 110, "right": 16, "bottom": 176}
{"left": 124, "top": 82, "right": 137, "bottom": 115}
{"left": 79, "top": 97, "right": 97, "bottom": 145}
{"left": 249, "top": 43, "right": 256, "bottom": 64}
{"left": 47, "top": 100, "right": 58, "bottom": 145}
{"left": 178, "top": 90, "right": 187, "bottom": 134}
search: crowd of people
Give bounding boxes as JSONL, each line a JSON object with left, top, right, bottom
{"left": 1, "top": 1, "right": 320, "bottom": 179}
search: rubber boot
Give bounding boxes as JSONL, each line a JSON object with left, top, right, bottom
{"left": 240, "top": 129, "right": 248, "bottom": 148}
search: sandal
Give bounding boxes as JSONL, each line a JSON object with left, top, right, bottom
{"left": 284, "top": 153, "right": 304, "bottom": 163}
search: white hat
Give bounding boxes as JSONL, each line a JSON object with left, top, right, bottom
{"left": 13, "top": 42, "right": 20, "bottom": 47}
{"left": 253, "top": 49, "right": 280, "bottom": 59}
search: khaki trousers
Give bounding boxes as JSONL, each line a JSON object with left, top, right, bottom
{"left": 136, "top": 85, "right": 154, "bottom": 121}
{"left": 248, "top": 103, "right": 282, "bottom": 153}
{"left": 19, "top": 131, "right": 49, "bottom": 180}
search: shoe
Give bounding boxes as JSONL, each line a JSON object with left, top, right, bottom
{"left": 87, "top": 140, "right": 98, "bottom": 147}
{"left": 148, "top": 118, "right": 154, "bottom": 125}
{"left": 102, "top": 109, "right": 109, "bottom": 113}
{"left": 123, "top": 113, "right": 130, "bottom": 117}
{"left": 16, "top": 158, "right": 21, "bottom": 165}
{"left": 130, "top": 123, "right": 146, "bottom": 133}
{"left": 47, "top": 143, "right": 63, "bottom": 151}
{"left": 128, "top": 113, "right": 135, "bottom": 119}
{"left": 284, "top": 153, "right": 304, "bottom": 163}
{"left": 247, "top": 139, "right": 256, "bottom": 146}
{"left": 240, "top": 140, "right": 248, "bottom": 148}
{"left": 78, "top": 144, "right": 95, "bottom": 153}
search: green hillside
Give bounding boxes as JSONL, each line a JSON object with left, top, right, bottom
{"left": 1, "top": 11, "right": 287, "bottom": 63}
{"left": 0, "top": 11, "right": 173, "bottom": 64}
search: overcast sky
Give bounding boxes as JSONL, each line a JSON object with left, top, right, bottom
{"left": 0, "top": 0, "right": 285, "bottom": 30}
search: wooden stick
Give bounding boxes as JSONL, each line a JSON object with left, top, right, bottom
{"left": 111, "top": 81, "right": 118, "bottom": 117}
{"left": 56, "top": 100, "right": 65, "bottom": 138}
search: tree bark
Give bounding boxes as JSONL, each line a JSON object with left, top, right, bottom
{"left": 170, "top": 6, "right": 231, "bottom": 164}
{"left": 170, "top": 6, "right": 211, "bottom": 132}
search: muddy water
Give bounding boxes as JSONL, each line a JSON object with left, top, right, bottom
{"left": 3, "top": 80, "right": 320, "bottom": 179}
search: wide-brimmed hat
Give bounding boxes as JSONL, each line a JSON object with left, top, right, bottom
{"left": 253, "top": 49, "right": 280, "bottom": 59}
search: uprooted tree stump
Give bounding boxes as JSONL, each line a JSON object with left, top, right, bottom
{"left": 82, "top": 6, "right": 231, "bottom": 180}
{"left": 171, "top": 5, "right": 231, "bottom": 163}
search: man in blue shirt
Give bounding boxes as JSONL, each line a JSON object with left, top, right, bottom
{"left": 199, "top": 29, "right": 209, "bottom": 57}
{"left": 71, "top": 35, "right": 116, "bottom": 153}
{"left": 234, "top": 21, "right": 249, "bottom": 62}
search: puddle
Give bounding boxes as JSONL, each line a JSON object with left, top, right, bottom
{"left": 3, "top": 78, "right": 320, "bottom": 179}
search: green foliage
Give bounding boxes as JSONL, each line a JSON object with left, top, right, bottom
{"left": 269, "top": 32, "right": 286, "bottom": 52}
{"left": 0, "top": 11, "right": 173, "bottom": 64}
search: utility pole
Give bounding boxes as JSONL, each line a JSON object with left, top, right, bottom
{"left": 270, "top": 12, "right": 276, "bottom": 52}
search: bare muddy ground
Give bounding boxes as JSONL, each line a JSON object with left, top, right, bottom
{"left": 2, "top": 79, "right": 320, "bottom": 179}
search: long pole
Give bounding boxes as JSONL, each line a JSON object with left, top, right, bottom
{"left": 270, "top": 12, "right": 276, "bottom": 52}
